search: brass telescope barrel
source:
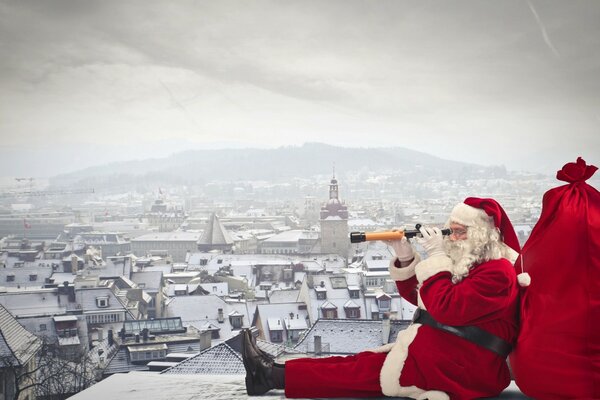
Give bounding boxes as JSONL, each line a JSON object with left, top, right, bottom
{"left": 350, "top": 224, "right": 452, "bottom": 243}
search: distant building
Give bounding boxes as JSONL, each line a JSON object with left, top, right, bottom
{"left": 131, "top": 232, "right": 201, "bottom": 262}
{"left": 146, "top": 199, "right": 187, "bottom": 232}
{"left": 104, "top": 317, "right": 208, "bottom": 376}
{"left": 319, "top": 172, "right": 349, "bottom": 259}
{"left": 196, "top": 214, "right": 234, "bottom": 253}
{"left": 0, "top": 211, "right": 76, "bottom": 240}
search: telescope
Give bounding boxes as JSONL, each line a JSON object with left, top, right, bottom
{"left": 349, "top": 224, "right": 453, "bottom": 243}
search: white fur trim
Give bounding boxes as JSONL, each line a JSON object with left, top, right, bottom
{"left": 389, "top": 254, "right": 421, "bottom": 281}
{"left": 417, "top": 293, "right": 426, "bottom": 310}
{"left": 504, "top": 245, "right": 519, "bottom": 264}
{"left": 450, "top": 202, "right": 487, "bottom": 227}
{"left": 365, "top": 342, "right": 395, "bottom": 353}
{"left": 415, "top": 255, "right": 453, "bottom": 283}
{"left": 417, "top": 391, "right": 450, "bottom": 400}
{"left": 380, "top": 324, "right": 426, "bottom": 398}
{"left": 517, "top": 272, "right": 531, "bottom": 287}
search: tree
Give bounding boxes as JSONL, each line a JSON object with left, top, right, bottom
{"left": 1, "top": 337, "right": 98, "bottom": 400}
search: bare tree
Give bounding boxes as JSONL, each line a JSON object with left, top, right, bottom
{"left": 1, "top": 337, "right": 98, "bottom": 400}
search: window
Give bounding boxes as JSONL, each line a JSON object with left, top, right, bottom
{"left": 346, "top": 308, "right": 360, "bottom": 318}
{"left": 349, "top": 290, "right": 359, "bottom": 299}
{"left": 39, "top": 324, "right": 47, "bottom": 331}
{"left": 29, "top": 274, "right": 37, "bottom": 281}
{"left": 6, "top": 275, "right": 14, "bottom": 282}
{"left": 96, "top": 297, "right": 109, "bottom": 308}
{"left": 378, "top": 299, "right": 391, "bottom": 310}
{"left": 270, "top": 330, "right": 283, "bottom": 342}
{"left": 217, "top": 259, "right": 223, "bottom": 264}
{"left": 230, "top": 315, "right": 243, "bottom": 329}
{"left": 322, "top": 309, "right": 337, "bottom": 319}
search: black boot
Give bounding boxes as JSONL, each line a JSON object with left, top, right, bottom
{"left": 243, "top": 329, "right": 286, "bottom": 368}
{"left": 242, "top": 329, "right": 275, "bottom": 395}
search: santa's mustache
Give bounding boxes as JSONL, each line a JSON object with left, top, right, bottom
{"left": 444, "top": 238, "right": 474, "bottom": 262}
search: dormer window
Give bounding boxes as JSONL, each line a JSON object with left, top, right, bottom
{"left": 96, "top": 296, "right": 109, "bottom": 308}
{"left": 315, "top": 287, "right": 327, "bottom": 300}
{"left": 6, "top": 275, "right": 15, "bottom": 282}
{"left": 29, "top": 274, "right": 38, "bottom": 281}
{"left": 230, "top": 315, "right": 243, "bottom": 329}
{"left": 377, "top": 293, "right": 392, "bottom": 311}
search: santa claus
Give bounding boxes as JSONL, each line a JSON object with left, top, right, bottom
{"left": 242, "top": 197, "right": 521, "bottom": 400}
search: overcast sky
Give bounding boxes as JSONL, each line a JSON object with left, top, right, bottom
{"left": 1, "top": 0, "right": 599, "bottom": 177}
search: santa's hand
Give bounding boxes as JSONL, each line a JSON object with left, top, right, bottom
{"left": 417, "top": 226, "right": 446, "bottom": 258}
{"left": 384, "top": 236, "right": 414, "bottom": 262}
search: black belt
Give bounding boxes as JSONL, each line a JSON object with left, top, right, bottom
{"left": 412, "top": 308, "right": 512, "bottom": 358}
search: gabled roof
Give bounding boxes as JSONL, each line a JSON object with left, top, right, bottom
{"left": 197, "top": 214, "right": 233, "bottom": 246}
{"left": 0, "top": 304, "right": 41, "bottom": 367}
{"left": 161, "top": 342, "right": 244, "bottom": 375}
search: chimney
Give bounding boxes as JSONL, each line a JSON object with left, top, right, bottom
{"left": 382, "top": 314, "right": 391, "bottom": 345}
{"left": 142, "top": 328, "right": 149, "bottom": 342}
{"left": 108, "top": 329, "right": 114, "bottom": 346}
{"left": 71, "top": 254, "right": 78, "bottom": 275}
{"left": 314, "top": 335, "right": 322, "bottom": 356}
{"left": 67, "top": 285, "right": 75, "bottom": 303}
{"left": 135, "top": 334, "right": 140, "bottom": 343}
{"left": 217, "top": 308, "right": 224, "bottom": 323}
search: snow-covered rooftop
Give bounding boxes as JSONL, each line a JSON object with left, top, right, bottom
{"left": 69, "top": 372, "right": 529, "bottom": 399}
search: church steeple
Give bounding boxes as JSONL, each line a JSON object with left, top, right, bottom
{"left": 329, "top": 164, "right": 338, "bottom": 200}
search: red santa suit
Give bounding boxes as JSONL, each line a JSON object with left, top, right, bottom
{"left": 285, "top": 198, "right": 521, "bottom": 400}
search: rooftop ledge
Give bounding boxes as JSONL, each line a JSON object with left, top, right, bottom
{"left": 69, "top": 372, "right": 531, "bottom": 400}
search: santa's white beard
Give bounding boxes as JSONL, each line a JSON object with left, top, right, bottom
{"left": 444, "top": 238, "right": 480, "bottom": 283}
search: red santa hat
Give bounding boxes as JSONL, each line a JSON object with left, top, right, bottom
{"left": 449, "top": 197, "right": 521, "bottom": 256}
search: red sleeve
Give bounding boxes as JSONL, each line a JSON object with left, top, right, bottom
{"left": 395, "top": 276, "right": 419, "bottom": 306}
{"left": 418, "top": 259, "right": 516, "bottom": 326}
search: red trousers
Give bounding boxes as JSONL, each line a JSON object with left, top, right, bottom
{"left": 284, "top": 351, "right": 387, "bottom": 398}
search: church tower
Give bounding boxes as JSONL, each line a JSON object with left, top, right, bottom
{"left": 319, "top": 169, "right": 349, "bottom": 259}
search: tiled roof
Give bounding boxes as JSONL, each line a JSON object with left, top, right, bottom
{"left": 0, "top": 304, "right": 41, "bottom": 367}
{"left": 161, "top": 342, "right": 245, "bottom": 375}
{"left": 197, "top": 214, "right": 233, "bottom": 245}
{"left": 295, "top": 318, "right": 401, "bottom": 355}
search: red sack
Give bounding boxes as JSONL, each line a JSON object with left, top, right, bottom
{"left": 510, "top": 157, "right": 600, "bottom": 399}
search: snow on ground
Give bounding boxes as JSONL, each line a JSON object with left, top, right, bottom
{"left": 69, "top": 372, "right": 531, "bottom": 399}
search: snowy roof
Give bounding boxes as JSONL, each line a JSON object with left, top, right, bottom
{"left": 131, "top": 232, "right": 201, "bottom": 242}
{"left": 254, "top": 303, "right": 309, "bottom": 340}
{"left": 262, "top": 230, "right": 305, "bottom": 243}
{"left": 295, "top": 319, "right": 396, "bottom": 355}
{"left": 197, "top": 214, "right": 234, "bottom": 246}
{"left": 268, "top": 289, "right": 299, "bottom": 303}
{"left": 130, "top": 271, "right": 163, "bottom": 291}
{"left": 0, "top": 289, "right": 66, "bottom": 318}
{"left": 162, "top": 342, "right": 245, "bottom": 375}
{"left": 0, "top": 304, "right": 41, "bottom": 366}
{"left": 164, "top": 295, "right": 251, "bottom": 341}
{"left": 267, "top": 317, "right": 284, "bottom": 331}
{"left": 69, "top": 372, "right": 528, "bottom": 399}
